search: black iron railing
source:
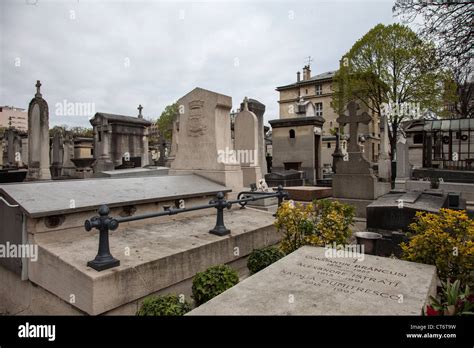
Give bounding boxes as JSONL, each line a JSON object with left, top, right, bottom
{"left": 84, "top": 186, "right": 288, "bottom": 271}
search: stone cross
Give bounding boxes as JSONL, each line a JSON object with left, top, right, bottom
{"left": 243, "top": 97, "right": 249, "bottom": 111}
{"left": 35, "top": 80, "right": 42, "bottom": 97}
{"left": 336, "top": 101, "right": 371, "bottom": 153}
{"left": 137, "top": 104, "right": 143, "bottom": 119}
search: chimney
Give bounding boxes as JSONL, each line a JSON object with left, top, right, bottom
{"left": 302, "top": 65, "right": 311, "bottom": 81}
{"left": 296, "top": 71, "right": 301, "bottom": 83}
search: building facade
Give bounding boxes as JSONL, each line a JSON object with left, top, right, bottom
{"left": 0, "top": 106, "right": 28, "bottom": 132}
{"left": 275, "top": 65, "right": 381, "bottom": 177}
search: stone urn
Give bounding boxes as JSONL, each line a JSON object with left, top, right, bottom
{"left": 71, "top": 158, "right": 96, "bottom": 179}
{"left": 354, "top": 231, "right": 382, "bottom": 255}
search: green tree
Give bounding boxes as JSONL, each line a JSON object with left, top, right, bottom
{"left": 69, "top": 126, "right": 94, "bottom": 138}
{"left": 49, "top": 125, "right": 93, "bottom": 138}
{"left": 332, "top": 23, "right": 454, "bottom": 159}
{"left": 156, "top": 103, "right": 178, "bottom": 142}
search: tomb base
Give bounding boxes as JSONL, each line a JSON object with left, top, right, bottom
{"left": 241, "top": 166, "right": 262, "bottom": 188}
{"left": 169, "top": 168, "right": 244, "bottom": 192}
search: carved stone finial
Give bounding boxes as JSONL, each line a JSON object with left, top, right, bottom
{"left": 243, "top": 97, "right": 249, "bottom": 111}
{"left": 35, "top": 80, "right": 42, "bottom": 97}
{"left": 137, "top": 104, "right": 143, "bottom": 119}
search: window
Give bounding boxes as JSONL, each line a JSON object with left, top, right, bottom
{"left": 289, "top": 129, "right": 296, "bottom": 139}
{"left": 327, "top": 142, "right": 331, "bottom": 149}
{"left": 315, "top": 103, "right": 323, "bottom": 117}
{"left": 305, "top": 89, "right": 308, "bottom": 94}
{"left": 413, "top": 133, "right": 423, "bottom": 144}
{"left": 98, "top": 131, "right": 102, "bottom": 142}
{"left": 315, "top": 84, "right": 322, "bottom": 96}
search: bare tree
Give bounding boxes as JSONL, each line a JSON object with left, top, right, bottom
{"left": 393, "top": 0, "right": 473, "bottom": 118}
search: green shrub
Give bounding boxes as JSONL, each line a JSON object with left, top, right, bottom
{"left": 192, "top": 265, "right": 239, "bottom": 306}
{"left": 275, "top": 199, "right": 354, "bottom": 255}
{"left": 401, "top": 209, "right": 474, "bottom": 286}
{"left": 136, "top": 294, "right": 191, "bottom": 316}
{"left": 247, "top": 246, "right": 284, "bottom": 274}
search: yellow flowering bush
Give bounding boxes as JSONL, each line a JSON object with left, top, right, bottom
{"left": 274, "top": 199, "right": 354, "bottom": 255}
{"left": 401, "top": 209, "right": 474, "bottom": 286}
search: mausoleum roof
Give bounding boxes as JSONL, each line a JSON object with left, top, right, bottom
{"left": 90, "top": 112, "right": 152, "bottom": 126}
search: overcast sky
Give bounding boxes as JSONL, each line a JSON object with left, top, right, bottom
{"left": 0, "top": 0, "right": 397, "bottom": 127}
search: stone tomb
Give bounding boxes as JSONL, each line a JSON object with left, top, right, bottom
{"left": 189, "top": 246, "right": 437, "bottom": 315}
{"left": 170, "top": 87, "right": 243, "bottom": 191}
{"left": 90, "top": 108, "right": 151, "bottom": 173}
{"left": 0, "top": 175, "right": 279, "bottom": 315}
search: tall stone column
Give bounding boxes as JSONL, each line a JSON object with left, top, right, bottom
{"left": 26, "top": 80, "right": 51, "bottom": 181}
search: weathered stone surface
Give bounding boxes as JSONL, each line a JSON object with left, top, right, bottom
{"left": 367, "top": 191, "right": 448, "bottom": 232}
{"left": 285, "top": 186, "right": 332, "bottom": 202}
{"left": 170, "top": 87, "right": 243, "bottom": 191}
{"left": 26, "top": 80, "right": 51, "bottom": 181}
{"left": 94, "top": 167, "right": 169, "bottom": 178}
{"left": 234, "top": 98, "right": 262, "bottom": 187}
{"left": 0, "top": 174, "right": 229, "bottom": 218}
{"left": 28, "top": 208, "right": 278, "bottom": 315}
{"left": 188, "top": 246, "right": 437, "bottom": 315}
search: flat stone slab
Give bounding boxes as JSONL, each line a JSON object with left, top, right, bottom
{"left": 188, "top": 246, "right": 437, "bottom": 315}
{"left": 0, "top": 174, "right": 229, "bottom": 218}
{"left": 285, "top": 186, "right": 333, "bottom": 201}
{"left": 398, "top": 191, "right": 422, "bottom": 204}
{"left": 368, "top": 192, "right": 445, "bottom": 213}
{"left": 94, "top": 167, "right": 169, "bottom": 178}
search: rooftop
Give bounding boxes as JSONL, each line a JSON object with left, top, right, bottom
{"left": 276, "top": 70, "right": 337, "bottom": 91}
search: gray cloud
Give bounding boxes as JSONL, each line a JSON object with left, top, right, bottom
{"left": 0, "top": 0, "right": 396, "bottom": 127}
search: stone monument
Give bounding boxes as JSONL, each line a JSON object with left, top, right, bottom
{"left": 50, "top": 132, "right": 64, "bottom": 179}
{"left": 394, "top": 130, "right": 411, "bottom": 190}
{"left": 378, "top": 114, "right": 391, "bottom": 182}
{"left": 169, "top": 87, "right": 243, "bottom": 191}
{"left": 234, "top": 97, "right": 262, "bottom": 187}
{"left": 90, "top": 105, "right": 151, "bottom": 172}
{"left": 332, "top": 101, "right": 391, "bottom": 217}
{"left": 26, "top": 80, "right": 51, "bottom": 181}
{"left": 61, "top": 133, "right": 76, "bottom": 177}
{"left": 188, "top": 246, "right": 437, "bottom": 315}
{"left": 240, "top": 98, "right": 267, "bottom": 176}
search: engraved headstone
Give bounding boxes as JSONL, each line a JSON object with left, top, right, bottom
{"left": 188, "top": 246, "right": 437, "bottom": 315}
{"left": 170, "top": 87, "right": 243, "bottom": 190}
